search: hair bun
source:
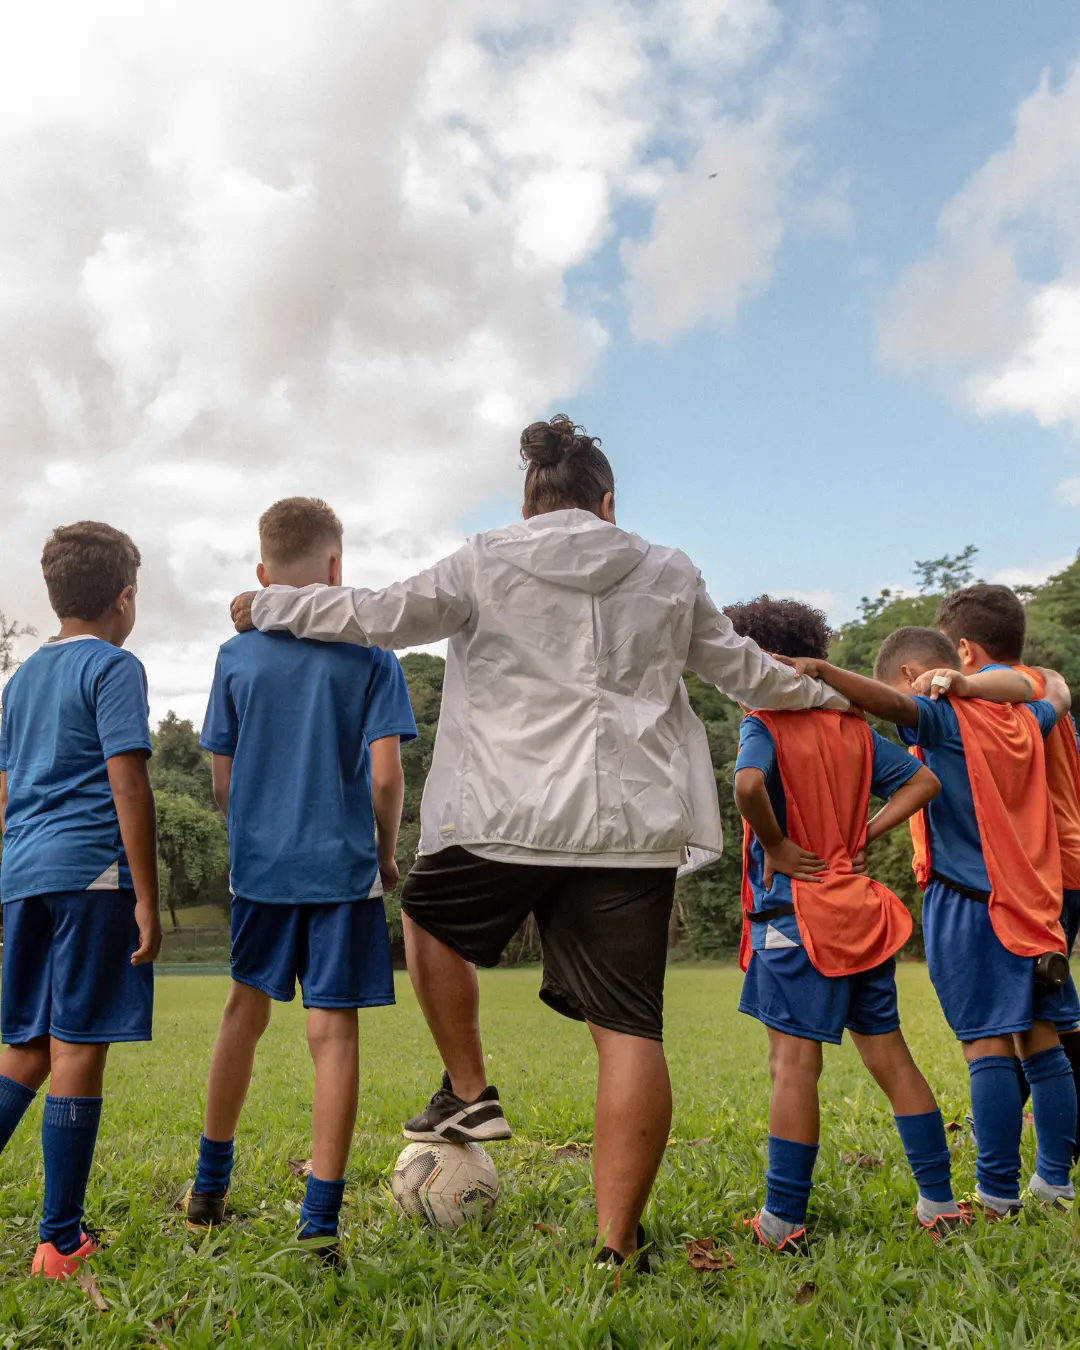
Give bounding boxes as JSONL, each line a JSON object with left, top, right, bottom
{"left": 519, "top": 415, "right": 578, "bottom": 469}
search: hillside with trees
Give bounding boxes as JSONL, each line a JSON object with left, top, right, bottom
{"left": 3, "top": 547, "right": 1079, "bottom": 960}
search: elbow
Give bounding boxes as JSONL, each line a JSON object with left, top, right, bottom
{"left": 916, "top": 767, "right": 941, "bottom": 805}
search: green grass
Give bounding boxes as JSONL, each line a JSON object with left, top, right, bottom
{"left": 2, "top": 965, "right": 1079, "bottom": 1347}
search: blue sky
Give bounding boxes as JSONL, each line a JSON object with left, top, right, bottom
{"left": 6, "top": 0, "right": 1080, "bottom": 718}
{"left": 469, "top": 2, "right": 1080, "bottom": 622}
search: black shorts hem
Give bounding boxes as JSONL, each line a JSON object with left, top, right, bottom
{"left": 400, "top": 904, "right": 505, "bottom": 968}
{"left": 541, "top": 982, "right": 664, "bottom": 1042}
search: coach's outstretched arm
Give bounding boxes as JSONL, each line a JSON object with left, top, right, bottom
{"left": 686, "top": 582, "right": 848, "bottom": 712}
{"left": 232, "top": 548, "right": 474, "bottom": 650}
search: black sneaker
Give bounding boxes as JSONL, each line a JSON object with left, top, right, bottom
{"left": 594, "top": 1224, "right": 651, "bottom": 1275}
{"left": 183, "top": 1186, "right": 228, "bottom": 1229}
{"left": 402, "top": 1072, "right": 512, "bottom": 1144}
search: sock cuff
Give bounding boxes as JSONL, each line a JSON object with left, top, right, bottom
{"left": 1020, "top": 1044, "right": 1071, "bottom": 1082}
{"left": 893, "top": 1109, "right": 943, "bottom": 1127}
{"left": 199, "top": 1134, "right": 235, "bottom": 1157}
{"left": 768, "top": 1135, "right": 820, "bottom": 1163}
{"left": 968, "top": 1055, "right": 1018, "bottom": 1077}
{"left": 0, "top": 1074, "right": 36, "bottom": 1109}
{"left": 305, "top": 1175, "right": 347, "bottom": 1202}
{"left": 42, "top": 1096, "right": 103, "bottom": 1129}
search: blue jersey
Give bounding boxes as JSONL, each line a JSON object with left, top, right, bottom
{"left": 735, "top": 716, "right": 920, "bottom": 951}
{"left": 897, "top": 696, "right": 1058, "bottom": 892}
{"left": 0, "top": 637, "right": 151, "bottom": 903}
{"left": 201, "top": 631, "right": 417, "bottom": 904}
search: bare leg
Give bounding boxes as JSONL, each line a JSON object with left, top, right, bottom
{"left": 403, "top": 915, "right": 486, "bottom": 1102}
{"left": 203, "top": 981, "right": 273, "bottom": 1141}
{"left": 48, "top": 1041, "right": 109, "bottom": 1098}
{"left": 850, "top": 1030, "right": 938, "bottom": 1116}
{"left": 589, "top": 1023, "right": 671, "bottom": 1258}
{"left": 0, "top": 1037, "right": 51, "bottom": 1092}
{"left": 767, "top": 1029, "right": 823, "bottom": 1145}
{"left": 1015, "top": 1020, "right": 1061, "bottom": 1060}
{"left": 307, "top": 1008, "right": 359, "bottom": 1180}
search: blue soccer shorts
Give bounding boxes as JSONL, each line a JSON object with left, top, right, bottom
{"left": 738, "top": 944, "right": 900, "bottom": 1045}
{"left": 923, "top": 880, "right": 1080, "bottom": 1041}
{"left": 1, "top": 890, "right": 154, "bottom": 1045}
{"left": 230, "top": 897, "right": 395, "bottom": 1009}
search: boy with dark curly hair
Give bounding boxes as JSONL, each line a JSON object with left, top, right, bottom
{"left": 723, "top": 596, "right": 960, "bottom": 1250}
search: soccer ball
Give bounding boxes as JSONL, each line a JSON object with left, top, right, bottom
{"left": 391, "top": 1141, "right": 499, "bottom": 1230}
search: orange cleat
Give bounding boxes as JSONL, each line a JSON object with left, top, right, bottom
{"left": 914, "top": 1208, "right": 969, "bottom": 1242}
{"left": 743, "top": 1212, "right": 810, "bottom": 1256}
{"left": 30, "top": 1230, "right": 99, "bottom": 1280}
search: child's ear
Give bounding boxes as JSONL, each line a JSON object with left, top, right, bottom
{"left": 957, "top": 637, "right": 973, "bottom": 668}
{"left": 256, "top": 562, "right": 270, "bottom": 589}
{"left": 599, "top": 491, "right": 616, "bottom": 524}
{"left": 897, "top": 663, "right": 917, "bottom": 690}
{"left": 328, "top": 554, "right": 342, "bottom": 587}
{"left": 116, "top": 585, "right": 134, "bottom": 617}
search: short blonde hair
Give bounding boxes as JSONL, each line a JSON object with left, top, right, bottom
{"left": 258, "top": 498, "right": 343, "bottom": 566}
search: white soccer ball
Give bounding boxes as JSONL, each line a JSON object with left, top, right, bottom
{"left": 391, "top": 1140, "right": 500, "bottom": 1230}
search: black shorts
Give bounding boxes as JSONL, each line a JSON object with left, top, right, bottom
{"left": 401, "top": 847, "right": 677, "bottom": 1041}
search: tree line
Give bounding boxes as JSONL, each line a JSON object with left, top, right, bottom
{"left": 3, "top": 545, "right": 1079, "bottom": 958}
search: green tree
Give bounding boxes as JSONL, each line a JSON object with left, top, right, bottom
{"left": 150, "top": 712, "right": 215, "bottom": 808}
{"left": 155, "top": 790, "right": 230, "bottom": 930}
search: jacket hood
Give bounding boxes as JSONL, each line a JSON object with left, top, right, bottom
{"left": 480, "top": 509, "right": 650, "bottom": 594}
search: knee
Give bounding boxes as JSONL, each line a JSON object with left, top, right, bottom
{"left": 307, "top": 1010, "right": 357, "bottom": 1058}
{"left": 223, "top": 985, "right": 272, "bottom": 1038}
{"left": 769, "top": 1042, "right": 822, "bottom": 1087}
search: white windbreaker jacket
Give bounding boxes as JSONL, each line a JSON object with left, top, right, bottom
{"left": 250, "top": 510, "right": 845, "bottom": 868}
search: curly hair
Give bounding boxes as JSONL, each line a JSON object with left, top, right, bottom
{"left": 723, "top": 595, "right": 833, "bottom": 660}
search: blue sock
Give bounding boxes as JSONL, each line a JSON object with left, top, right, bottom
{"left": 1022, "top": 1045, "right": 1077, "bottom": 1188}
{"left": 0, "top": 1075, "right": 36, "bottom": 1153}
{"left": 968, "top": 1055, "right": 1023, "bottom": 1202}
{"left": 39, "top": 1095, "right": 102, "bottom": 1254}
{"left": 298, "top": 1175, "right": 346, "bottom": 1239}
{"left": 194, "top": 1135, "right": 234, "bottom": 1197}
{"left": 763, "top": 1136, "right": 819, "bottom": 1226}
{"left": 894, "top": 1109, "right": 954, "bottom": 1203}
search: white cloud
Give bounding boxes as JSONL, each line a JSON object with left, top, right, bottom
{"left": 774, "top": 588, "right": 840, "bottom": 616}
{"left": 0, "top": 0, "right": 847, "bottom": 721}
{"left": 991, "top": 558, "right": 1073, "bottom": 590}
{"left": 878, "top": 61, "right": 1080, "bottom": 439}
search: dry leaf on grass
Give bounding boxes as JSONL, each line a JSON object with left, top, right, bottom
{"left": 550, "top": 1145, "right": 590, "bottom": 1160}
{"left": 841, "top": 1153, "right": 883, "bottom": 1169}
{"left": 682, "top": 1138, "right": 713, "bottom": 1148}
{"left": 77, "top": 1269, "right": 108, "bottom": 1311}
{"left": 945, "top": 1121, "right": 964, "bottom": 1133}
{"left": 287, "top": 1158, "right": 314, "bottom": 1177}
{"left": 1023, "top": 1112, "right": 1035, "bottom": 1128}
{"left": 795, "top": 1281, "right": 818, "bottom": 1305}
{"left": 532, "top": 1222, "right": 566, "bottom": 1242}
{"left": 685, "top": 1237, "right": 736, "bottom": 1272}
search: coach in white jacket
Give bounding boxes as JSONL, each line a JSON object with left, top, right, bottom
{"left": 232, "top": 415, "right": 844, "bottom": 1269}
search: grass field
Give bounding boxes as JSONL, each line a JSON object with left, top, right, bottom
{"left": 1, "top": 965, "right": 1078, "bottom": 1348}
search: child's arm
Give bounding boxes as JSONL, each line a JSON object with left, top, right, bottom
{"left": 866, "top": 765, "right": 940, "bottom": 848}
{"left": 776, "top": 658, "right": 919, "bottom": 727}
{"left": 370, "top": 736, "right": 405, "bottom": 891}
{"left": 910, "top": 667, "right": 1035, "bottom": 703}
{"left": 211, "top": 754, "right": 233, "bottom": 815}
{"left": 106, "top": 751, "right": 162, "bottom": 966}
{"left": 1033, "top": 667, "right": 1073, "bottom": 722}
{"left": 733, "top": 767, "right": 826, "bottom": 885}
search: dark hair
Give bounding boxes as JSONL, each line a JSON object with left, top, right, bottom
{"left": 936, "top": 583, "right": 1026, "bottom": 662}
{"left": 873, "top": 626, "right": 961, "bottom": 682}
{"left": 723, "top": 595, "right": 832, "bottom": 660}
{"left": 259, "top": 497, "right": 343, "bottom": 565}
{"left": 41, "top": 522, "right": 141, "bottom": 621}
{"left": 520, "top": 414, "right": 614, "bottom": 516}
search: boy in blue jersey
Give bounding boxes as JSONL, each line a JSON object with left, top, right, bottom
{"left": 185, "top": 498, "right": 416, "bottom": 1253}
{"left": 784, "top": 629, "right": 1077, "bottom": 1220}
{"left": 0, "top": 522, "right": 160, "bottom": 1279}
{"left": 725, "top": 599, "right": 955, "bottom": 1250}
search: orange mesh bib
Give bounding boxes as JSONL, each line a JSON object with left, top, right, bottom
{"left": 739, "top": 710, "right": 912, "bottom": 977}
{"left": 1016, "top": 666, "right": 1080, "bottom": 890}
{"left": 908, "top": 698, "right": 1064, "bottom": 958}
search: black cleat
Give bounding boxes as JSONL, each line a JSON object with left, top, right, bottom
{"left": 594, "top": 1224, "right": 651, "bottom": 1275}
{"left": 403, "top": 1072, "right": 512, "bottom": 1144}
{"left": 183, "top": 1186, "right": 228, "bottom": 1230}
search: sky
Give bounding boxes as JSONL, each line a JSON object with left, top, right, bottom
{"left": 4, "top": 0, "right": 1080, "bottom": 724}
